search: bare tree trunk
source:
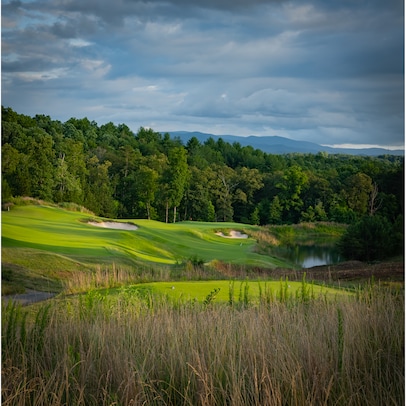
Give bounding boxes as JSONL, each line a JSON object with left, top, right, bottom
{"left": 165, "top": 200, "right": 169, "bottom": 223}
{"left": 369, "top": 182, "right": 381, "bottom": 216}
{"left": 173, "top": 206, "right": 177, "bottom": 223}
{"left": 146, "top": 202, "right": 151, "bottom": 220}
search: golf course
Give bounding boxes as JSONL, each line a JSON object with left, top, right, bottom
{"left": 2, "top": 203, "right": 300, "bottom": 294}
{"left": 2, "top": 203, "right": 404, "bottom": 406}
{"left": 2, "top": 204, "right": 285, "bottom": 266}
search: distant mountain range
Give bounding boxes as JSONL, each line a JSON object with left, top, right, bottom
{"left": 167, "top": 131, "right": 404, "bottom": 156}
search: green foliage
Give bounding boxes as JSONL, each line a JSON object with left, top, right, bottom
{"left": 337, "top": 215, "right": 401, "bottom": 261}
{"left": 250, "top": 206, "right": 260, "bottom": 225}
{"left": 269, "top": 195, "right": 283, "bottom": 224}
{"left": 1, "top": 106, "right": 403, "bottom": 227}
{"left": 203, "top": 288, "right": 220, "bottom": 306}
{"left": 188, "top": 255, "right": 205, "bottom": 268}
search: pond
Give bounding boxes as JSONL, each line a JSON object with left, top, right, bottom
{"left": 276, "top": 244, "right": 344, "bottom": 268}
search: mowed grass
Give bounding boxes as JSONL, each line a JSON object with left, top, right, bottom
{"left": 135, "top": 279, "right": 350, "bottom": 303}
{"left": 2, "top": 205, "right": 288, "bottom": 269}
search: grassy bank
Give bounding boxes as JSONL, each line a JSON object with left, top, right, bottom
{"left": 2, "top": 282, "right": 403, "bottom": 405}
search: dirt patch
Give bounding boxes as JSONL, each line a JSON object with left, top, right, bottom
{"left": 258, "top": 261, "right": 404, "bottom": 284}
{"left": 88, "top": 221, "right": 138, "bottom": 230}
{"left": 216, "top": 230, "right": 248, "bottom": 239}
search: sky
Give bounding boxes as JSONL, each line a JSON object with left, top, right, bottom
{"left": 2, "top": 0, "right": 404, "bottom": 149}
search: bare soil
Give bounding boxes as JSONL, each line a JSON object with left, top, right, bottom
{"left": 262, "top": 260, "right": 404, "bottom": 284}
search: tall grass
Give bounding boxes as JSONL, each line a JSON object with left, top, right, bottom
{"left": 62, "top": 264, "right": 174, "bottom": 294}
{"left": 2, "top": 283, "right": 404, "bottom": 405}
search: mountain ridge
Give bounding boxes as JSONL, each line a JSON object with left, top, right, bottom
{"left": 167, "top": 131, "right": 404, "bottom": 156}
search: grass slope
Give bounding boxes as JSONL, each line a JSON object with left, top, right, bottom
{"left": 2, "top": 205, "right": 288, "bottom": 273}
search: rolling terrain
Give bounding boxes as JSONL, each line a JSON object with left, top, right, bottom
{"left": 2, "top": 205, "right": 285, "bottom": 267}
{"left": 2, "top": 204, "right": 293, "bottom": 294}
{"left": 2, "top": 204, "right": 403, "bottom": 406}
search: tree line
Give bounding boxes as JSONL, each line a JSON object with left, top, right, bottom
{"left": 2, "top": 106, "right": 404, "bottom": 229}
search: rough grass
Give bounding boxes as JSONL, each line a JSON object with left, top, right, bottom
{"left": 2, "top": 282, "right": 403, "bottom": 406}
{"left": 2, "top": 205, "right": 403, "bottom": 405}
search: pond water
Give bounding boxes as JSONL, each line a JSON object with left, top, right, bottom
{"left": 276, "top": 245, "right": 344, "bottom": 268}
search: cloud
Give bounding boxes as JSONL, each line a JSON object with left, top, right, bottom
{"left": 1, "top": 0, "right": 404, "bottom": 148}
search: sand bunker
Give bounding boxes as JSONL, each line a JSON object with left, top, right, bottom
{"left": 88, "top": 221, "right": 138, "bottom": 230}
{"left": 216, "top": 230, "right": 248, "bottom": 239}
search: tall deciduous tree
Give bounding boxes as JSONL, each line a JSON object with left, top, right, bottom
{"left": 182, "top": 166, "right": 213, "bottom": 221}
{"left": 276, "top": 165, "right": 308, "bottom": 223}
{"left": 26, "top": 128, "right": 55, "bottom": 201}
{"left": 269, "top": 195, "right": 283, "bottom": 224}
{"left": 54, "top": 138, "right": 87, "bottom": 204}
{"left": 343, "top": 173, "right": 373, "bottom": 216}
{"left": 84, "top": 156, "right": 118, "bottom": 217}
{"left": 134, "top": 165, "right": 159, "bottom": 220}
{"left": 54, "top": 154, "right": 82, "bottom": 203}
{"left": 209, "top": 165, "right": 237, "bottom": 222}
{"left": 161, "top": 147, "right": 189, "bottom": 223}
{"left": 233, "top": 167, "right": 264, "bottom": 222}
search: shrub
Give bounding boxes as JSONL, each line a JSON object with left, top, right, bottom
{"left": 337, "top": 215, "right": 400, "bottom": 261}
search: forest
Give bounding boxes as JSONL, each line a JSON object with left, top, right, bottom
{"left": 2, "top": 106, "right": 404, "bottom": 229}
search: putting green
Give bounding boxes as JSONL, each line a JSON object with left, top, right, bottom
{"left": 2, "top": 205, "right": 288, "bottom": 268}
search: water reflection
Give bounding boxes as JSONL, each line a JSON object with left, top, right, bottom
{"left": 277, "top": 245, "right": 343, "bottom": 268}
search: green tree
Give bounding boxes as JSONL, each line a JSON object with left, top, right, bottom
{"left": 54, "top": 139, "right": 87, "bottom": 204}
{"left": 250, "top": 206, "right": 260, "bottom": 225}
{"left": 84, "top": 156, "right": 118, "bottom": 217}
{"left": 337, "top": 215, "right": 399, "bottom": 261}
{"left": 276, "top": 166, "right": 308, "bottom": 223}
{"left": 25, "top": 128, "right": 55, "bottom": 201}
{"left": 134, "top": 165, "right": 159, "bottom": 219}
{"left": 301, "top": 201, "right": 327, "bottom": 222}
{"left": 65, "top": 117, "right": 98, "bottom": 149}
{"left": 183, "top": 166, "right": 213, "bottom": 221}
{"left": 161, "top": 147, "right": 189, "bottom": 223}
{"left": 135, "top": 127, "right": 163, "bottom": 156}
{"left": 233, "top": 167, "right": 264, "bottom": 223}
{"left": 209, "top": 165, "right": 237, "bottom": 222}
{"left": 1, "top": 143, "right": 21, "bottom": 201}
{"left": 269, "top": 196, "right": 283, "bottom": 224}
{"left": 343, "top": 173, "right": 373, "bottom": 216}
{"left": 54, "top": 154, "right": 82, "bottom": 203}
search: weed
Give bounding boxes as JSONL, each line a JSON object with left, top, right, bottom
{"left": 203, "top": 288, "right": 221, "bottom": 306}
{"left": 228, "top": 281, "right": 235, "bottom": 306}
{"left": 2, "top": 285, "right": 404, "bottom": 405}
{"left": 337, "top": 307, "right": 344, "bottom": 374}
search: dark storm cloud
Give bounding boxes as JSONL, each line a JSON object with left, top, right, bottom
{"left": 1, "top": 0, "right": 404, "bottom": 148}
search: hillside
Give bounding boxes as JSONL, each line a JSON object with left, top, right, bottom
{"left": 2, "top": 205, "right": 293, "bottom": 292}
{"left": 169, "top": 131, "right": 404, "bottom": 156}
{"left": 2, "top": 107, "right": 404, "bottom": 226}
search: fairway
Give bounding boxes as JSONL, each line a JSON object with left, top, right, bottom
{"left": 2, "top": 205, "right": 289, "bottom": 269}
{"left": 132, "top": 279, "right": 350, "bottom": 303}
